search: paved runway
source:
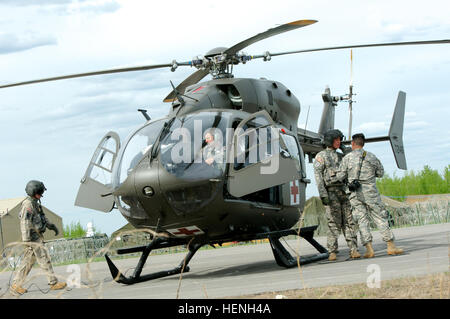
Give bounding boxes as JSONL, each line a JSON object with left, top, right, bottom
{"left": 1, "top": 223, "right": 448, "bottom": 299}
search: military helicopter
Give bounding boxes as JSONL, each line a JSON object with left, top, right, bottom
{"left": 1, "top": 19, "right": 448, "bottom": 285}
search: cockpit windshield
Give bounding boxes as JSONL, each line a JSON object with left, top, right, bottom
{"left": 114, "top": 119, "right": 166, "bottom": 186}
{"left": 159, "top": 111, "right": 232, "bottom": 181}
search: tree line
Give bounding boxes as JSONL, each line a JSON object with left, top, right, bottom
{"left": 377, "top": 165, "right": 450, "bottom": 200}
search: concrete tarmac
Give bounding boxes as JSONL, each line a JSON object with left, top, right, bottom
{"left": 0, "top": 223, "right": 448, "bottom": 299}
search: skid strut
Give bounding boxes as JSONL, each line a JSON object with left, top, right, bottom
{"left": 269, "top": 225, "right": 329, "bottom": 268}
{"left": 105, "top": 237, "right": 203, "bottom": 285}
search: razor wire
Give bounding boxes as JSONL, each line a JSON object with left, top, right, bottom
{"left": 300, "top": 198, "right": 449, "bottom": 236}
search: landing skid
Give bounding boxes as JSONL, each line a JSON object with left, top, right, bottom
{"left": 104, "top": 225, "right": 328, "bottom": 285}
{"left": 105, "top": 237, "right": 203, "bottom": 285}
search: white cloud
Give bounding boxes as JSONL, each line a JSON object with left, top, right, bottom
{"left": 406, "top": 120, "right": 430, "bottom": 129}
{"left": 0, "top": 32, "right": 57, "bottom": 54}
{"left": 356, "top": 121, "right": 389, "bottom": 134}
{"left": 0, "top": 0, "right": 77, "bottom": 5}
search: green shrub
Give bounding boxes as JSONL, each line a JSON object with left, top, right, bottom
{"left": 63, "top": 221, "right": 100, "bottom": 239}
{"left": 377, "top": 165, "right": 450, "bottom": 200}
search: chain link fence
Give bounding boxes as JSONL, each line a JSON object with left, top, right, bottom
{"left": 44, "top": 235, "right": 110, "bottom": 265}
{"left": 386, "top": 199, "right": 449, "bottom": 227}
{"left": 300, "top": 195, "right": 449, "bottom": 237}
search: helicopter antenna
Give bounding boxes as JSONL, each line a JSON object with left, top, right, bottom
{"left": 348, "top": 49, "right": 354, "bottom": 139}
{"left": 303, "top": 105, "right": 311, "bottom": 135}
{"left": 169, "top": 80, "right": 199, "bottom": 105}
{"left": 170, "top": 80, "right": 185, "bottom": 106}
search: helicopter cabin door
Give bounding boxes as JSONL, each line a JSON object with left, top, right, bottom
{"left": 75, "top": 131, "right": 120, "bottom": 212}
{"left": 227, "top": 111, "right": 300, "bottom": 198}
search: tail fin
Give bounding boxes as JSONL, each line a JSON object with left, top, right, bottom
{"left": 388, "top": 91, "right": 407, "bottom": 170}
{"left": 344, "top": 91, "right": 407, "bottom": 170}
{"left": 318, "top": 86, "right": 336, "bottom": 135}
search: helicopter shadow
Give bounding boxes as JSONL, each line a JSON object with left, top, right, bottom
{"left": 186, "top": 260, "right": 283, "bottom": 279}
{"left": 156, "top": 252, "right": 326, "bottom": 282}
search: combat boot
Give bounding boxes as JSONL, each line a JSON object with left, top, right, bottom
{"left": 350, "top": 249, "right": 361, "bottom": 259}
{"left": 387, "top": 240, "right": 403, "bottom": 255}
{"left": 363, "top": 242, "right": 375, "bottom": 258}
{"left": 50, "top": 282, "right": 67, "bottom": 290}
{"left": 328, "top": 252, "right": 337, "bottom": 261}
{"left": 10, "top": 284, "right": 27, "bottom": 295}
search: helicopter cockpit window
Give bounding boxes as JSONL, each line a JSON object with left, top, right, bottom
{"left": 159, "top": 111, "right": 232, "bottom": 180}
{"left": 118, "top": 119, "right": 166, "bottom": 184}
{"left": 234, "top": 116, "right": 273, "bottom": 171}
{"left": 280, "top": 133, "right": 301, "bottom": 171}
{"left": 88, "top": 135, "right": 117, "bottom": 187}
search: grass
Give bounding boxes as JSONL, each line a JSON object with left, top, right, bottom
{"left": 234, "top": 272, "right": 449, "bottom": 299}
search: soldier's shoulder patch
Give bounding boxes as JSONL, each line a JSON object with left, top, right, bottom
{"left": 314, "top": 156, "right": 324, "bottom": 169}
{"left": 22, "top": 199, "right": 32, "bottom": 209}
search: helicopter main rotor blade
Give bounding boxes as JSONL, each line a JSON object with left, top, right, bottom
{"left": 0, "top": 62, "right": 190, "bottom": 89}
{"left": 162, "top": 19, "right": 318, "bottom": 101}
{"left": 163, "top": 68, "right": 210, "bottom": 102}
{"left": 253, "top": 39, "right": 450, "bottom": 59}
{"left": 224, "top": 19, "right": 317, "bottom": 56}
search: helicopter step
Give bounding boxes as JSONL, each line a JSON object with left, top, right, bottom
{"left": 269, "top": 226, "right": 329, "bottom": 268}
{"left": 105, "top": 225, "right": 328, "bottom": 285}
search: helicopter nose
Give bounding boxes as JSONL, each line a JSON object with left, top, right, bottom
{"left": 133, "top": 161, "right": 164, "bottom": 214}
{"left": 112, "top": 162, "right": 162, "bottom": 222}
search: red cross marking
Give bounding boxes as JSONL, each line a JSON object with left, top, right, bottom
{"left": 291, "top": 182, "right": 299, "bottom": 203}
{"left": 173, "top": 228, "right": 202, "bottom": 236}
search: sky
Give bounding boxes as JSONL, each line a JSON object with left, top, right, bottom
{"left": 0, "top": 0, "right": 449, "bottom": 236}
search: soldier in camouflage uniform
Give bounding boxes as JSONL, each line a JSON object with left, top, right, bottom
{"left": 335, "top": 133, "right": 403, "bottom": 258}
{"left": 10, "top": 180, "right": 67, "bottom": 295}
{"left": 314, "top": 129, "right": 360, "bottom": 261}
{"left": 203, "top": 131, "right": 224, "bottom": 169}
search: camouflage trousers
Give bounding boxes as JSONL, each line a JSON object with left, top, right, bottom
{"left": 349, "top": 187, "right": 394, "bottom": 246}
{"left": 325, "top": 187, "right": 358, "bottom": 253}
{"left": 12, "top": 240, "right": 58, "bottom": 286}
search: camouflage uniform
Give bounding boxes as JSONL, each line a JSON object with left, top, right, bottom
{"left": 12, "top": 196, "right": 58, "bottom": 287}
{"left": 336, "top": 148, "right": 394, "bottom": 245}
{"left": 314, "top": 147, "right": 358, "bottom": 253}
{"left": 203, "top": 143, "right": 224, "bottom": 170}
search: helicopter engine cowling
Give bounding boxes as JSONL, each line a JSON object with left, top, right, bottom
{"left": 170, "top": 78, "right": 301, "bottom": 133}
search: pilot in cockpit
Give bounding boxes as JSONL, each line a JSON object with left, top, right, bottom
{"left": 203, "top": 130, "right": 224, "bottom": 170}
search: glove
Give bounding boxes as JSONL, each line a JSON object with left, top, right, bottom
{"left": 47, "top": 223, "right": 59, "bottom": 236}
{"left": 320, "top": 197, "right": 330, "bottom": 206}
